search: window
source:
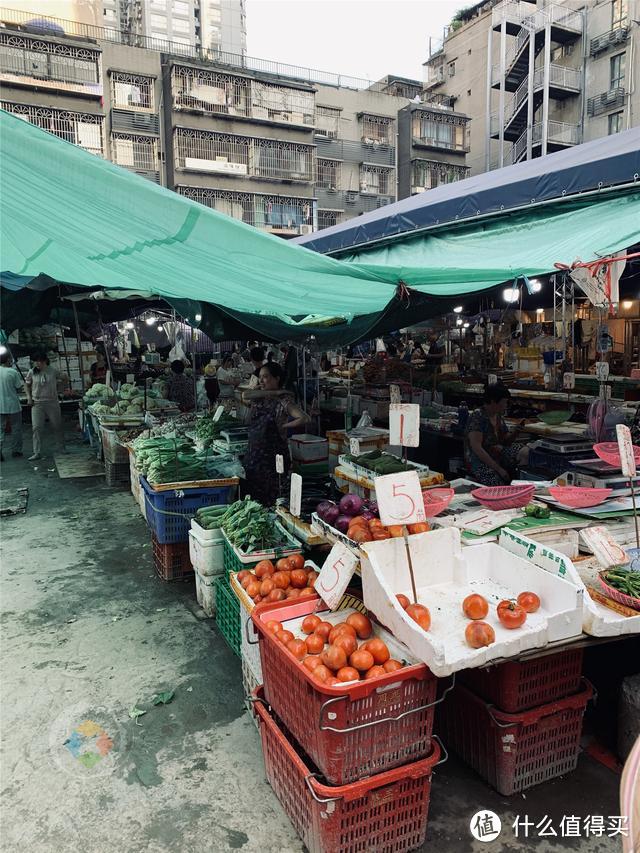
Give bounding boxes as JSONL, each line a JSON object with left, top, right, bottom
{"left": 610, "top": 52, "right": 626, "bottom": 88}
{"left": 611, "top": 0, "right": 628, "bottom": 25}
{"left": 448, "top": 61, "right": 456, "bottom": 77}
{"left": 111, "top": 73, "right": 154, "bottom": 110}
{"left": 150, "top": 0, "right": 166, "bottom": 6}
{"left": 411, "top": 159, "right": 469, "bottom": 191}
{"left": 150, "top": 14, "right": 167, "bottom": 29}
{"left": 316, "top": 105, "right": 340, "bottom": 138}
{"left": 359, "top": 165, "right": 391, "bottom": 195}
{"left": 316, "top": 158, "right": 341, "bottom": 190}
{"left": 174, "top": 1, "right": 190, "bottom": 13}
{"left": 111, "top": 134, "right": 158, "bottom": 171}
{"left": 608, "top": 111, "right": 624, "bottom": 134}
{"left": 360, "top": 114, "right": 393, "bottom": 144}
{"left": 103, "top": 7, "right": 116, "bottom": 19}
{"left": 413, "top": 113, "right": 467, "bottom": 151}
{"left": 318, "top": 210, "right": 341, "bottom": 230}
{"left": 172, "top": 18, "right": 190, "bottom": 33}
{"left": 208, "top": 6, "right": 221, "bottom": 21}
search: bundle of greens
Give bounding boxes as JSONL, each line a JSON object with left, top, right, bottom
{"left": 195, "top": 412, "right": 238, "bottom": 445}
{"left": 194, "top": 505, "right": 229, "bottom": 530}
{"left": 221, "top": 497, "right": 284, "bottom": 553}
{"left": 602, "top": 567, "right": 640, "bottom": 602}
{"left": 342, "top": 450, "right": 408, "bottom": 475}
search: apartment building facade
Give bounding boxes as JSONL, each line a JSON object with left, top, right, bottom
{"left": 424, "top": 0, "right": 639, "bottom": 173}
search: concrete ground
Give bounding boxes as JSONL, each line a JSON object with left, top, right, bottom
{"left": 0, "top": 426, "right": 626, "bottom": 853}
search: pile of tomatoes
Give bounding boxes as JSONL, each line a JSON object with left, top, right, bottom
{"left": 265, "top": 611, "right": 406, "bottom": 686}
{"left": 237, "top": 554, "right": 316, "bottom": 606}
{"left": 462, "top": 591, "right": 541, "bottom": 648}
{"left": 346, "top": 516, "right": 430, "bottom": 544}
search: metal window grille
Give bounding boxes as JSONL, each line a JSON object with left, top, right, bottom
{"left": 412, "top": 110, "right": 469, "bottom": 152}
{"left": 316, "top": 158, "right": 341, "bottom": 190}
{"left": 360, "top": 114, "right": 394, "bottom": 144}
{"left": 411, "top": 159, "right": 469, "bottom": 191}
{"left": 1, "top": 101, "right": 104, "bottom": 155}
{"left": 110, "top": 71, "right": 154, "bottom": 110}
{"left": 316, "top": 105, "right": 340, "bottom": 138}
{"left": 176, "top": 186, "right": 314, "bottom": 231}
{"left": 111, "top": 133, "right": 158, "bottom": 170}
{"left": 317, "top": 209, "right": 341, "bottom": 230}
{"left": 174, "top": 128, "right": 315, "bottom": 181}
{"left": 0, "top": 32, "right": 100, "bottom": 86}
{"left": 359, "top": 164, "right": 393, "bottom": 195}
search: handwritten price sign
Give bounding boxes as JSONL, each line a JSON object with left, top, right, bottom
{"left": 389, "top": 403, "right": 420, "bottom": 447}
{"left": 375, "top": 470, "right": 425, "bottom": 527}
{"left": 349, "top": 437, "right": 361, "bottom": 456}
{"left": 315, "top": 542, "right": 359, "bottom": 610}
{"left": 389, "top": 384, "right": 401, "bottom": 404}
{"left": 616, "top": 424, "right": 637, "bottom": 478}
{"left": 289, "top": 472, "right": 302, "bottom": 517}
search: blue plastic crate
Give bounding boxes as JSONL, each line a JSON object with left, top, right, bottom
{"left": 141, "top": 476, "right": 237, "bottom": 544}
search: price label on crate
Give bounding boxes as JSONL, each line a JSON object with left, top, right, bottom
{"left": 375, "top": 470, "right": 425, "bottom": 527}
{"left": 275, "top": 454, "right": 285, "bottom": 474}
{"left": 616, "top": 424, "right": 637, "bottom": 477}
{"left": 213, "top": 405, "right": 225, "bottom": 422}
{"left": 316, "top": 542, "right": 359, "bottom": 610}
{"left": 289, "top": 472, "right": 302, "bottom": 517}
{"left": 563, "top": 372, "right": 575, "bottom": 390}
{"left": 349, "top": 436, "right": 360, "bottom": 456}
{"left": 389, "top": 403, "right": 420, "bottom": 447}
{"left": 595, "top": 361, "right": 610, "bottom": 382}
{"left": 487, "top": 373, "right": 498, "bottom": 386}
{"left": 389, "top": 383, "right": 401, "bottom": 404}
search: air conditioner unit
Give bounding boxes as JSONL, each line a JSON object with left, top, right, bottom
{"left": 298, "top": 224, "right": 313, "bottom": 235}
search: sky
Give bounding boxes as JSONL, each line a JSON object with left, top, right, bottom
{"left": 245, "top": 0, "right": 462, "bottom": 84}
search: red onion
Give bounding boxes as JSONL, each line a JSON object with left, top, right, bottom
{"left": 324, "top": 505, "right": 340, "bottom": 526}
{"left": 316, "top": 500, "right": 334, "bottom": 520}
{"left": 335, "top": 514, "right": 352, "bottom": 533}
{"left": 360, "top": 510, "right": 375, "bottom": 521}
{"left": 338, "top": 493, "right": 364, "bottom": 517}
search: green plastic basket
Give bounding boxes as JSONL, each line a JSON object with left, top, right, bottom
{"left": 221, "top": 523, "right": 302, "bottom": 575}
{"left": 214, "top": 576, "right": 241, "bottom": 657}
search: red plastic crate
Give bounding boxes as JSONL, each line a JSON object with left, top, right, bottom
{"left": 254, "top": 688, "right": 441, "bottom": 853}
{"left": 437, "top": 678, "right": 593, "bottom": 795}
{"left": 251, "top": 596, "right": 440, "bottom": 785}
{"left": 152, "top": 535, "right": 193, "bottom": 582}
{"left": 458, "top": 648, "right": 584, "bottom": 713}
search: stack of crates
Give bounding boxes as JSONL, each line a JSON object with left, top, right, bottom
{"left": 250, "top": 595, "right": 442, "bottom": 853}
{"left": 438, "top": 649, "right": 592, "bottom": 795}
{"left": 100, "top": 427, "right": 130, "bottom": 488}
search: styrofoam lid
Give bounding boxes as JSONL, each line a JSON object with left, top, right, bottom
{"left": 289, "top": 434, "right": 328, "bottom": 445}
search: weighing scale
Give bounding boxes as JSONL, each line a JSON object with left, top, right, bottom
{"left": 557, "top": 457, "right": 640, "bottom": 495}
{"left": 532, "top": 437, "right": 594, "bottom": 454}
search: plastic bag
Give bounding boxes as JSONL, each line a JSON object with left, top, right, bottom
{"left": 356, "top": 410, "right": 373, "bottom": 429}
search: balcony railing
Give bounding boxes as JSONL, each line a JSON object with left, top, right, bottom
{"left": 359, "top": 165, "right": 394, "bottom": 196}
{"left": 587, "top": 87, "right": 625, "bottom": 116}
{"left": 177, "top": 186, "right": 314, "bottom": 234}
{"left": 590, "top": 23, "right": 629, "bottom": 56}
{"left": 424, "top": 64, "right": 445, "bottom": 89}
{"left": 411, "top": 160, "right": 469, "bottom": 192}
{"left": 110, "top": 133, "right": 159, "bottom": 173}
{"left": 174, "top": 129, "right": 316, "bottom": 183}
{"left": 531, "top": 120, "right": 581, "bottom": 146}
{"left": 110, "top": 71, "right": 155, "bottom": 111}
{"left": 0, "top": 100, "right": 104, "bottom": 155}
{"left": 0, "top": 31, "right": 101, "bottom": 95}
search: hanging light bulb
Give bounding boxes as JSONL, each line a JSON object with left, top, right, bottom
{"left": 453, "top": 305, "right": 463, "bottom": 313}
{"left": 125, "top": 321, "right": 134, "bottom": 330}
{"left": 157, "top": 325, "right": 165, "bottom": 334}
{"left": 463, "top": 322, "right": 470, "bottom": 329}
{"left": 145, "top": 315, "right": 157, "bottom": 326}
{"left": 530, "top": 279, "right": 542, "bottom": 293}
{"left": 503, "top": 287, "right": 519, "bottom": 303}
{"left": 195, "top": 313, "right": 202, "bottom": 322}
{"left": 456, "top": 318, "right": 463, "bottom": 326}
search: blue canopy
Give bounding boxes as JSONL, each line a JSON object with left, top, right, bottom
{"left": 296, "top": 127, "right": 640, "bottom": 256}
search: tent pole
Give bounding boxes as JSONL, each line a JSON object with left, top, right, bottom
{"left": 191, "top": 323, "right": 198, "bottom": 414}
{"left": 72, "top": 302, "right": 86, "bottom": 400}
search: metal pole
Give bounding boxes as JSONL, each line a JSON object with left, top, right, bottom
{"left": 541, "top": 17, "right": 552, "bottom": 156}
{"left": 526, "top": 21, "right": 535, "bottom": 160}
{"left": 191, "top": 324, "right": 198, "bottom": 414}
{"left": 485, "top": 25, "right": 494, "bottom": 172}
{"left": 72, "top": 302, "right": 87, "bottom": 399}
{"left": 498, "top": 19, "right": 507, "bottom": 168}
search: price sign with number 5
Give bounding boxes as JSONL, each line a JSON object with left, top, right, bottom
{"left": 375, "top": 470, "right": 425, "bottom": 527}
{"left": 315, "top": 542, "right": 359, "bottom": 610}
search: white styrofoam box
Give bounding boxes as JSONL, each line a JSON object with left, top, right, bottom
{"left": 360, "top": 527, "right": 584, "bottom": 677}
{"left": 499, "top": 528, "right": 640, "bottom": 639}
{"left": 527, "top": 528, "right": 580, "bottom": 559}
{"left": 195, "top": 570, "right": 216, "bottom": 617}
{"left": 188, "top": 529, "right": 224, "bottom": 577}
{"left": 241, "top": 610, "right": 263, "bottom": 685}
{"left": 190, "top": 517, "right": 224, "bottom": 542}
{"left": 81, "top": 342, "right": 94, "bottom": 351}
{"left": 289, "top": 434, "right": 329, "bottom": 463}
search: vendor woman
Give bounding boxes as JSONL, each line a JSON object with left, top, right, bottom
{"left": 242, "top": 362, "right": 310, "bottom": 506}
{"left": 465, "top": 383, "right": 529, "bottom": 485}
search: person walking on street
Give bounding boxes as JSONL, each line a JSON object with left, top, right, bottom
{"left": 0, "top": 350, "right": 24, "bottom": 461}
{"left": 25, "top": 353, "right": 66, "bottom": 460}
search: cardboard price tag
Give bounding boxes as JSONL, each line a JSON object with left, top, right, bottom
{"left": 275, "top": 454, "right": 284, "bottom": 474}
{"left": 595, "top": 361, "right": 610, "bottom": 382}
{"left": 375, "top": 470, "right": 425, "bottom": 527}
{"left": 563, "top": 372, "right": 575, "bottom": 390}
{"left": 487, "top": 373, "right": 498, "bottom": 386}
{"left": 389, "top": 384, "right": 401, "bottom": 404}
{"left": 616, "top": 424, "right": 637, "bottom": 478}
{"left": 315, "top": 542, "right": 359, "bottom": 610}
{"left": 289, "top": 472, "right": 302, "bottom": 517}
{"left": 581, "top": 525, "right": 629, "bottom": 569}
{"left": 349, "top": 437, "right": 360, "bottom": 456}
{"left": 213, "top": 405, "right": 225, "bottom": 422}
{"left": 389, "top": 403, "right": 420, "bottom": 447}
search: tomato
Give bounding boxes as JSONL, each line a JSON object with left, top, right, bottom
{"left": 325, "top": 676, "right": 341, "bottom": 687}
{"left": 321, "top": 645, "right": 348, "bottom": 672}
{"left": 497, "top": 600, "right": 527, "bottom": 629}
{"left": 387, "top": 525, "right": 404, "bottom": 538}
{"left": 305, "top": 633, "right": 325, "bottom": 655}
{"left": 329, "top": 623, "right": 356, "bottom": 644}
{"left": 383, "top": 659, "right": 403, "bottom": 673}
{"left": 265, "top": 620, "right": 282, "bottom": 635}
{"left": 290, "top": 569, "right": 308, "bottom": 589}
{"left": 372, "top": 530, "right": 391, "bottom": 540}
{"left": 286, "top": 638, "right": 306, "bottom": 660}
{"left": 286, "top": 588, "right": 301, "bottom": 599}
{"left": 364, "top": 665, "right": 387, "bottom": 680}
{"left": 237, "top": 570, "right": 251, "bottom": 583}
{"left": 346, "top": 613, "right": 373, "bottom": 639}
{"left": 333, "top": 632, "right": 357, "bottom": 657}
{"left": 277, "top": 629, "right": 294, "bottom": 645}
{"left": 267, "top": 588, "right": 286, "bottom": 602}
{"left": 396, "top": 593, "right": 410, "bottom": 610}
{"left": 462, "top": 593, "right": 489, "bottom": 621}
{"left": 517, "top": 591, "right": 540, "bottom": 613}
{"left": 253, "top": 594, "right": 263, "bottom": 604}
{"left": 245, "top": 581, "right": 261, "bottom": 599}
{"left": 302, "top": 614, "right": 321, "bottom": 634}
{"left": 288, "top": 553, "right": 305, "bottom": 571}
{"left": 365, "top": 638, "right": 390, "bottom": 665}
{"left": 306, "top": 571, "right": 319, "bottom": 587}
{"left": 349, "top": 649, "right": 375, "bottom": 672}
{"left": 314, "top": 621, "right": 333, "bottom": 642}
{"left": 408, "top": 522, "right": 430, "bottom": 534}
{"left": 350, "top": 528, "right": 373, "bottom": 543}
{"left": 272, "top": 571, "right": 290, "bottom": 590}
{"left": 241, "top": 574, "right": 254, "bottom": 590}
{"left": 260, "top": 578, "right": 275, "bottom": 597}
{"left": 465, "top": 621, "right": 495, "bottom": 648}
{"left": 312, "top": 664, "right": 332, "bottom": 683}
{"left": 368, "top": 518, "right": 384, "bottom": 529}
{"left": 303, "top": 655, "right": 322, "bottom": 672}
{"left": 255, "top": 560, "right": 275, "bottom": 578}
{"left": 300, "top": 587, "right": 316, "bottom": 598}
{"left": 348, "top": 516, "right": 370, "bottom": 529}
{"left": 336, "top": 666, "right": 360, "bottom": 683}
{"left": 276, "top": 558, "right": 292, "bottom": 572}
{"left": 406, "top": 603, "right": 431, "bottom": 632}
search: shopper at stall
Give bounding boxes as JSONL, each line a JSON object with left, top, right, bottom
{"left": 247, "top": 346, "right": 265, "bottom": 389}
{"left": 0, "top": 351, "right": 24, "bottom": 460}
{"left": 25, "top": 352, "right": 66, "bottom": 460}
{"left": 216, "top": 353, "right": 241, "bottom": 404}
{"left": 242, "top": 362, "right": 310, "bottom": 506}
{"left": 465, "top": 383, "right": 529, "bottom": 485}
{"left": 89, "top": 349, "right": 108, "bottom": 386}
{"left": 166, "top": 360, "right": 195, "bottom": 412}
{"left": 411, "top": 344, "right": 427, "bottom": 363}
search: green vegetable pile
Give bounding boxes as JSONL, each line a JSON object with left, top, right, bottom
{"left": 221, "top": 497, "right": 285, "bottom": 553}
{"left": 524, "top": 504, "right": 551, "bottom": 519}
{"left": 133, "top": 436, "right": 206, "bottom": 484}
{"left": 194, "top": 505, "right": 229, "bottom": 530}
{"left": 343, "top": 449, "right": 409, "bottom": 475}
{"left": 196, "top": 412, "right": 238, "bottom": 445}
{"left": 602, "top": 567, "right": 640, "bottom": 600}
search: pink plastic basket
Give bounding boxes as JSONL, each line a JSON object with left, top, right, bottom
{"left": 598, "top": 572, "right": 640, "bottom": 612}
{"left": 548, "top": 486, "right": 612, "bottom": 509}
{"left": 594, "top": 442, "right": 640, "bottom": 468}
{"left": 471, "top": 484, "right": 535, "bottom": 511}
{"left": 422, "top": 487, "right": 454, "bottom": 517}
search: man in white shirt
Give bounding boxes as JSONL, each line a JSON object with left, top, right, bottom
{"left": 0, "top": 350, "right": 24, "bottom": 460}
